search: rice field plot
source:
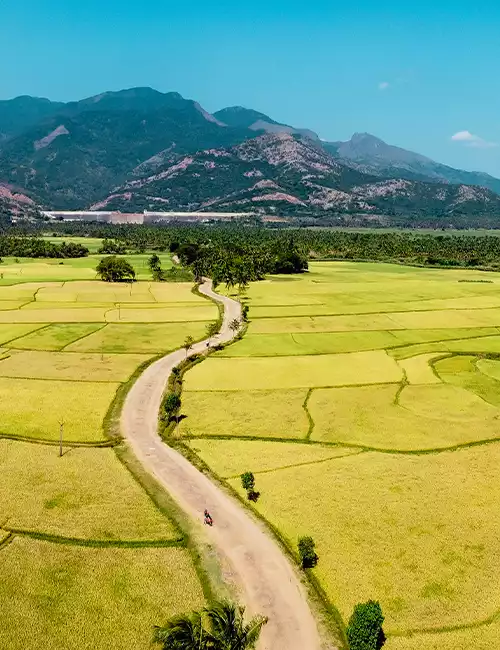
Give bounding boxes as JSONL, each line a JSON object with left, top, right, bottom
{"left": 222, "top": 446, "right": 500, "bottom": 638}
{"left": 0, "top": 254, "right": 174, "bottom": 285}
{"left": 309, "top": 384, "right": 500, "bottom": 450}
{"left": 0, "top": 441, "right": 179, "bottom": 540}
{"left": 9, "top": 323, "right": 104, "bottom": 350}
{"left": 434, "top": 355, "right": 500, "bottom": 408}
{"left": 0, "top": 377, "right": 118, "bottom": 441}
{"left": 188, "top": 438, "right": 360, "bottom": 478}
{"left": 217, "top": 328, "right": 500, "bottom": 358}
{"left": 384, "top": 622, "right": 500, "bottom": 650}
{"left": 0, "top": 323, "right": 46, "bottom": 345}
{"left": 0, "top": 350, "right": 150, "bottom": 381}
{"left": 179, "top": 389, "right": 309, "bottom": 439}
{"left": 0, "top": 537, "right": 204, "bottom": 650}
{"left": 66, "top": 322, "right": 210, "bottom": 354}
{"left": 184, "top": 350, "right": 402, "bottom": 391}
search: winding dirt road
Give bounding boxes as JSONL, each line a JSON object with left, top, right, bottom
{"left": 121, "top": 280, "right": 323, "bottom": 650}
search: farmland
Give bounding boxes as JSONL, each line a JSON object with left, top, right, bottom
{"left": 0, "top": 256, "right": 216, "bottom": 649}
{"left": 181, "top": 261, "right": 500, "bottom": 650}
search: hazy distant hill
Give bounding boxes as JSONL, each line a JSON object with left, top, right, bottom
{"left": 1, "top": 87, "right": 500, "bottom": 226}
{"left": 325, "top": 132, "right": 500, "bottom": 195}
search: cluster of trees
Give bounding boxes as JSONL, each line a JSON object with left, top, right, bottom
{"left": 0, "top": 236, "right": 89, "bottom": 258}
{"left": 98, "top": 238, "right": 127, "bottom": 254}
{"left": 173, "top": 237, "right": 308, "bottom": 289}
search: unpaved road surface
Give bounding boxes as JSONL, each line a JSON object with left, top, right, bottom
{"left": 121, "top": 280, "right": 323, "bottom": 650}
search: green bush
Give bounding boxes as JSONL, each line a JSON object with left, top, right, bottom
{"left": 297, "top": 536, "right": 318, "bottom": 569}
{"left": 346, "top": 600, "right": 385, "bottom": 650}
{"left": 241, "top": 472, "right": 255, "bottom": 492}
{"left": 96, "top": 256, "right": 135, "bottom": 282}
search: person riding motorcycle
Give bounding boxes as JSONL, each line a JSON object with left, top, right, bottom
{"left": 204, "top": 509, "right": 213, "bottom": 525}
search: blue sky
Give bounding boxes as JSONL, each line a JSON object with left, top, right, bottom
{"left": 2, "top": 0, "right": 500, "bottom": 176}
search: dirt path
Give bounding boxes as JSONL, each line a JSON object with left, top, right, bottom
{"left": 121, "top": 280, "right": 324, "bottom": 650}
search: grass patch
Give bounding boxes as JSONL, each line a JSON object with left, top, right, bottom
{"left": 0, "top": 537, "right": 204, "bottom": 650}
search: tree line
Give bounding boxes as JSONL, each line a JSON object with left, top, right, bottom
{"left": 11, "top": 221, "right": 500, "bottom": 268}
{"left": 0, "top": 236, "right": 89, "bottom": 259}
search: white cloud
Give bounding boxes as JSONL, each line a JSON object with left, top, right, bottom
{"left": 451, "top": 130, "right": 497, "bottom": 149}
{"left": 378, "top": 82, "right": 390, "bottom": 91}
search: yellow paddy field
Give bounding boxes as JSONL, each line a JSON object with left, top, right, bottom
{"left": 183, "top": 261, "right": 500, "bottom": 650}
{"left": 0, "top": 261, "right": 216, "bottom": 650}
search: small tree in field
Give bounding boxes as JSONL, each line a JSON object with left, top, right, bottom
{"left": 242, "top": 305, "right": 249, "bottom": 322}
{"left": 346, "top": 600, "right": 386, "bottom": 650}
{"left": 229, "top": 318, "right": 241, "bottom": 334}
{"left": 96, "top": 256, "right": 135, "bottom": 282}
{"left": 241, "top": 472, "right": 260, "bottom": 502}
{"left": 183, "top": 335, "right": 195, "bottom": 358}
{"left": 148, "top": 253, "right": 164, "bottom": 281}
{"left": 206, "top": 322, "right": 219, "bottom": 345}
{"left": 298, "top": 536, "right": 318, "bottom": 569}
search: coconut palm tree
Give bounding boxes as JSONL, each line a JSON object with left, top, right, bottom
{"left": 153, "top": 601, "right": 267, "bottom": 650}
{"left": 153, "top": 610, "right": 209, "bottom": 649}
{"left": 207, "top": 601, "right": 267, "bottom": 650}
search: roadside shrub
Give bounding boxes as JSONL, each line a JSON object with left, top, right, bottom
{"left": 163, "top": 393, "right": 181, "bottom": 422}
{"left": 241, "top": 472, "right": 255, "bottom": 492}
{"left": 298, "top": 536, "right": 318, "bottom": 569}
{"left": 241, "top": 472, "right": 260, "bottom": 502}
{"left": 346, "top": 600, "right": 385, "bottom": 650}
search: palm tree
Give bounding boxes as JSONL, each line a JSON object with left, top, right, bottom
{"left": 153, "top": 601, "right": 267, "bottom": 650}
{"left": 153, "top": 610, "right": 208, "bottom": 649}
{"left": 207, "top": 601, "right": 267, "bottom": 650}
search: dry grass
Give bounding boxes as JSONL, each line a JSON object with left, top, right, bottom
{"left": 184, "top": 351, "right": 402, "bottom": 391}
{"left": 0, "top": 441, "right": 178, "bottom": 540}
{"left": 0, "top": 537, "right": 204, "bottom": 650}
{"left": 179, "top": 389, "right": 309, "bottom": 439}
{"left": 227, "top": 446, "right": 500, "bottom": 633}
{"left": 0, "top": 377, "right": 118, "bottom": 441}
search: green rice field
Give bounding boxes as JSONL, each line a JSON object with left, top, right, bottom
{"left": 183, "top": 261, "right": 500, "bottom": 650}
{"left": 0, "top": 257, "right": 215, "bottom": 649}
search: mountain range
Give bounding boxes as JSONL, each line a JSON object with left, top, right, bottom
{"left": 1, "top": 87, "right": 500, "bottom": 226}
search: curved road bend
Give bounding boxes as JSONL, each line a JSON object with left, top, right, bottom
{"left": 121, "top": 279, "right": 323, "bottom": 650}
